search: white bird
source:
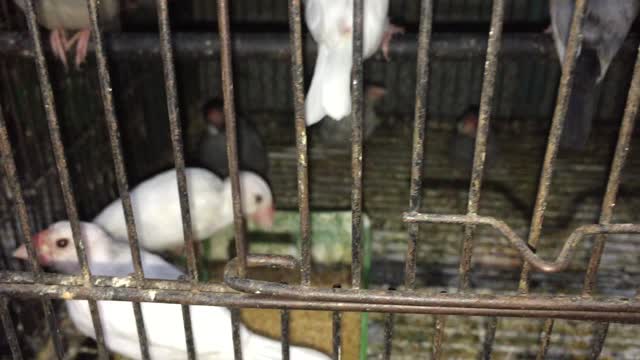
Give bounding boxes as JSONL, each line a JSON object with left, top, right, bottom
{"left": 12, "top": 0, "right": 120, "bottom": 69}
{"left": 304, "top": 0, "right": 402, "bottom": 126}
{"left": 13, "top": 221, "right": 330, "bottom": 360}
{"left": 93, "top": 168, "right": 275, "bottom": 251}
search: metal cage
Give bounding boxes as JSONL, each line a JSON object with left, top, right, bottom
{"left": 0, "top": 0, "right": 639, "bottom": 359}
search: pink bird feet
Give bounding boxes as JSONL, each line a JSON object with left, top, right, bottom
{"left": 48, "top": 28, "right": 91, "bottom": 70}
{"left": 381, "top": 23, "right": 404, "bottom": 61}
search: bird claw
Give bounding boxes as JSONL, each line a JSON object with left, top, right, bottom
{"left": 49, "top": 29, "right": 69, "bottom": 70}
{"left": 382, "top": 24, "right": 404, "bottom": 61}
{"left": 66, "top": 29, "right": 91, "bottom": 70}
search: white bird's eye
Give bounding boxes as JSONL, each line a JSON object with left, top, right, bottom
{"left": 56, "top": 238, "right": 69, "bottom": 248}
{"left": 255, "top": 194, "right": 263, "bottom": 204}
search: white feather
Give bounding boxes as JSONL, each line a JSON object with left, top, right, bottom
{"left": 304, "top": 0, "right": 390, "bottom": 126}
{"left": 34, "top": 222, "right": 329, "bottom": 360}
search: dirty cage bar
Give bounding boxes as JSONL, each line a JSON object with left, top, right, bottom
{"left": 0, "top": 0, "right": 639, "bottom": 359}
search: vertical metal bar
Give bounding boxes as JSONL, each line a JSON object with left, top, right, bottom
{"left": 217, "top": 0, "right": 247, "bottom": 279}
{"left": 155, "top": 3, "right": 199, "bottom": 356}
{"left": 458, "top": 0, "right": 505, "bottom": 291}
{"left": 41, "top": 299, "right": 65, "bottom": 359}
{"left": 155, "top": 0, "right": 199, "bottom": 282}
{"left": 21, "top": 0, "right": 92, "bottom": 283}
{"left": 87, "top": 301, "right": 108, "bottom": 359}
{"left": 332, "top": 311, "right": 342, "bottom": 360}
{"left": 0, "top": 297, "right": 23, "bottom": 360}
{"left": 181, "top": 305, "right": 197, "bottom": 360}
{"left": 536, "top": 319, "right": 554, "bottom": 360}
{"left": 382, "top": 313, "right": 395, "bottom": 360}
{"left": 287, "top": 0, "right": 311, "bottom": 287}
{"left": 583, "top": 44, "right": 640, "bottom": 295}
{"left": 481, "top": 317, "right": 498, "bottom": 360}
{"left": 588, "top": 322, "right": 609, "bottom": 360}
{"left": 350, "top": 0, "right": 364, "bottom": 290}
{"left": 518, "top": 0, "right": 587, "bottom": 293}
{"left": 132, "top": 303, "right": 151, "bottom": 360}
{"left": 281, "top": 309, "right": 290, "bottom": 360}
{"left": 405, "top": 0, "right": 434, "bottom": 290}
{"left": 86, "top": 1, "right": 150, "bottom": 358}
{"left": 581, "top": 40, "right": 640, "bottom": 360}
{"left": 231, "top": 308, "right": 243, "bottom": 360}
{"left": 431, "top": 315, "right": 447, "bottom": 360}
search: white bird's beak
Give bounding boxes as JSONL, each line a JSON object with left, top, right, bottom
{"left": 250, "top": 205, "right": 275, "bottom": 229}
{"left": 12, "top": 245, "right": 28, "bottom": 260}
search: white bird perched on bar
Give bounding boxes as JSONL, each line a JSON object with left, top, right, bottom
{"left": 12, "top": 0, "right": 120, "bottom": 69}
{"left": 549, "top": 0, "right": 640, "bottom": 150}
{"left": 12, "top": 221, "right": 331, "bottom": 360}
{"left": 93, "top": 168, "right": 275, "bottom": 251}
{"left": 303, "top": 0, "right": 402, "bottom": 127}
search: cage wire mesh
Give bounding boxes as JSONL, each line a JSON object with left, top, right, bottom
{"left": 0, "top": 0, "right": 639, "bottom": 359}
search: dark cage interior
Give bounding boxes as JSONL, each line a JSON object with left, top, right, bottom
{"left": 1, "top": 0, "right": 640, "bottom": 359}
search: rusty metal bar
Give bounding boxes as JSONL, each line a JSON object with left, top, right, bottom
{"left": 86, "top": 0, "right": 150, "bottom": 357}
{"left": 535, "top": 319, "right": 554, "bottom": 360}
{"left": 181, "top": 305, "right": 197, "bottom": 360}
{"left": 41, "top": 300, "right": 64, "bottom": 359}
{"left": 155, "top": 0, "right": 198, "bottom": 282}
{"left": 217, "top": 0, "right": 247, "bottom": 279}
{"left": 0, "top": 270, "right": 230, "bottom": 292}
{"left": 405, "top": 0, "right": 434, "bottom": 290}
{"left": 222, "top": 255, "right": 640, "bottom": 314}
{"left": 518, "top": 0, "right": 587, "bottom": 293}
{"left": 8, "top": 0, "right": 110, "bottom": 353}
{"left": 0, "top": 32, "right": 571, "bottom": 60}
{"left": 382, "top": 313, "right": 394, "bottom": 360}
{"left": 583, "top": 43, "right": 640, "bottom": 295}
{"left": 231, "top": 308, "right": 243, "bottom": 360}
{"left": 432, "top": 315, "right": 447, "bottom": 359}
{"left": 2, "top": 282, "right": 640, "bottom": 322}
{"left": 350, "top": 0, "right": 364, "bottom": 290}
{"left": 458, "top": 0, "right": 505, "bottom": 291}
{"left": 281, "top": 309, "right": 290, "bottom": 360}
{"left": 154, "top": 1, "right": 199, "bottom": 354}
{"left": 287, "top": 0, "right": 311, "bottom": 287}
{"left": 87, "top": 301, "right": 107, "bottom": 359}
{"left": 403, "top": 213, "right": 640, "bottom": 273}
{"left": 332, "top": 311, "right": 342, "bottom": 360}
{"left": 0, "top": 297, "right": 22, "bottom": 360}
{"left": 0, "top": 170, "right": 57, "bottom": 354}
{"left": 588, "top": 322, "right": 609, "bottom": 359}
{"left": 481, "top": 317, "right": 498, "bottom": 360}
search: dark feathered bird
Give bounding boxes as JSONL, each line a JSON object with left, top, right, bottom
{"left": 550, "top": 0, "right": 640, "bottom": 150}
{"left": 197, "top": 99, "right": 269, "bottom": 180}
{"left": 449, "top": 106, "right": 498, "bottom": 175}
{"left": 310, "top": 84, "right": 387, "bottom": 146}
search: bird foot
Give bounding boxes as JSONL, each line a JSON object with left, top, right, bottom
{"left": 66, "top": 29, "right": 92, "bottom": 70}
{"left": 49, "top": 29, "right": 69, "bottom": 69}
{"left": 381, "top": 23, "right": 404, "bottom": 61}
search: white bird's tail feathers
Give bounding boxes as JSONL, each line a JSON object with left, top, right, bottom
{"left": 305, "top": 44, "right": 353, "bottom": 126}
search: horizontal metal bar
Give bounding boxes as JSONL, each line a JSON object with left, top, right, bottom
{"left": 0, "top": 271, "right": 230, "bottom": 292}
{"left": 403, "top": 213, "right": 640, "bottom": 273}
{"left": 222, "top": 256, "right": 640, "bottom": 315}
{"left": 0, "top": 32, "right": 592, "bottom": 59}
{"left": 1, "top": 282, "right": 639, "bottom": 323}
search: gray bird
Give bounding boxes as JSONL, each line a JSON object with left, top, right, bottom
{"left": 310, "top": 84, "right": 387, "bottom": 146}
{"left": 197, "top": 99, "right": 269, "bottom": 180}
{"left": 12, "top": 0, "right": 120, "bottom": 69}
{"left": 449, "top": 105, "right": 498, "bottom": 175}
{"left": 550, "top": 0, "right": 640, "bottom": 150}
